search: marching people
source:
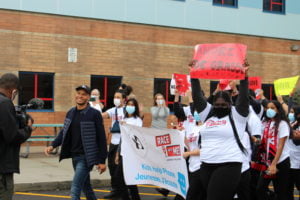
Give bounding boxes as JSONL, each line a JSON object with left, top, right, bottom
{"left": 44, "top": 85, "right": 107, "bottom": 200}
{"left": 101, "top": 89, "right": 126, "bottom": 199}
{"left": 0, "top": 73, "right": 33, "bottom": 200}
{"left": 288, "top": 105, "right": 300, "bottom": 199}
{"left": 89, "top": 89, "right": 104, "bottom": 112}
{"left": 190, "top": 61, "right": 250, "bottom": 200}
{"left": 253, "top": 100, "right": 291, "bottom": 200}
{"left": 151, "top": 93, "right": 170, "bottom": 129}
{"left": 115, "top": 98, "right": 143, "bottom": 200}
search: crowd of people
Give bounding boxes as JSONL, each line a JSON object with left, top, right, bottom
{"left": 0, "top": 61, "right": 299, "bottom": 200}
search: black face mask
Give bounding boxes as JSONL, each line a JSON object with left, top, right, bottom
{"left": 213, "top": 107, "right": 231, "bottom": 118}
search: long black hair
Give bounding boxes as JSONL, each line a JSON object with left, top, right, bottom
{"left": 265, "top": 100, "right": 293, "bottom": 137}
{"left": 125, "top": 98, "right": 140, "bottom": 118}
{"left": 292, "top": 105, "right": 300, "bottom": 130}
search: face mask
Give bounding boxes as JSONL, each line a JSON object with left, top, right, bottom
{"left": 213, "top": 107, "right": 231, "bottom": 118}
{"left": 114, "top": 98, "right": 121, "bottom": 107}
{"left": 156, "top": 99, "right": 164, "bottom": 105}
{"left": 91, "top": 95, "right": 98, "bottom": 99}
{"left": 193, "top": 111, "right": 201, "bottom": 122}
{"left": 266, "top": 108, "right": 276, "bottom": 119}
{"left": 288, "top": 113, "right": 295, "bottom": 122}
{"left": 126, "top": 105, "right": 135, "bottom": 115}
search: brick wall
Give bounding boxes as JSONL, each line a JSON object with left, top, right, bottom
{"left": 0, "top": 9, "right": 299, "bottom": 146}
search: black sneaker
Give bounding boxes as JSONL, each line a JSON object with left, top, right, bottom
{"left": 155, "top": 188, "right": 170, "bottom": 197}
{"left": 103, "top": 191, "right": 121, "bottom": 199}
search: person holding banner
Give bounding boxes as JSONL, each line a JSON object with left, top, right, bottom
{"left": 151, "top": 93, "right": 170, "bottom": 129}
{"left": 253, "top": 100, "right": 292, "bottom": 200}
{"left": 102, "top": 90, "right": 126, "bottom": 199}
{"left": 190, "top": 62, "right": 249, "bottom": 200}
{"left": 115, "top": 98, "right": 143, "bottom": 200}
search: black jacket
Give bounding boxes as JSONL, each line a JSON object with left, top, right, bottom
{"left": 0, "top": 93, "right": 32, "bottom": 174}
{"left": 52, "top": 105, "right": 107, "bottom": 166}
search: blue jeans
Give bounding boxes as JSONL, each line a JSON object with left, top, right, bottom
{"left": 71, "top": 155, "right": 97, "bottom": 200}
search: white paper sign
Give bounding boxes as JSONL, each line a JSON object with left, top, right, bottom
{"left": 121, "top": 124, "right": 189, "bottom": 198}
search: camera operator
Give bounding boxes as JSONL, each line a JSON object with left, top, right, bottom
{"left": 0, "top": 73, "right": 33, "bottom": 200}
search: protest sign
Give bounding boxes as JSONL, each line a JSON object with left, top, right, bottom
{"left": 248, "top": 77, "right": 262, "bottom": 91}
{"left": 170, "top": 74, "right": 191, "bottom": 96}
{"left": 121, "top": 125, "right": 189, "bottom": 198}
{"left": 274, "top": 76, "right": 299, "bottom": 96}
{"left": 190, "top": 43, "right": 247, "bottom": 80}
{"left": 219, "top": 79, "right": 231, "bottom": 90}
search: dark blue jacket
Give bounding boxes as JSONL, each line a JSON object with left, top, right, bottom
{"left": 52, "top": 105, "right": 107, "bottom": 166}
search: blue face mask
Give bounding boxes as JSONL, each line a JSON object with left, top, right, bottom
{"left": 126, "top": 105, "right": 135, "bottom": 115}
{"left": 288, "top": 113, "right": 295, "bottom": 122}
{"left": 266, "top": 108, "right": 276, "bottom": 119}
{"left": 193, "top": 111, "right": 201, "bottom": 122}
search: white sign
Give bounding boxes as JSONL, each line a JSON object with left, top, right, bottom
{"left": 121, "top": 125, "right": 189, "bottom": 198}
{"left": 68, "top": 48, "right": 77, "bottom": 63}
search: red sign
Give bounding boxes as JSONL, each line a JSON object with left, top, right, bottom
{"left": 173, "top": 74, "right": 191, "bottom": 96}
{"left": 219, "top": 79, "right": 231, "bottom": 90}
{"left": 248, "top": 77, "right": 262, "bottom": 91}
{"left": 190, "top": 43, "right": 247, "bottom": 80}
{"left": 166, "top": 145, "right": 181, "bottom": 157}
{"left": 155, "top": 134, "right": 171, "bottom": 147}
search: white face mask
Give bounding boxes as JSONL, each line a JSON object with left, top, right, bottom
{"left": 156, "top": 99, "right": 164, "bottom": 105}
{"left": 91, "top": 95, "right": 98, "bottom": 99}
{"left": 114, "top": 98, "right": 121, "bottom": 107}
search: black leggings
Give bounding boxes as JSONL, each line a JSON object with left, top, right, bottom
{"left": 288, "top": 168, "right": 300, "bottom": 200}
{"left": 114, "top": 156, "right": 141, "bottom": 200}
{"left": 200, "top": 162, "right": 242, "bottom": 200}
{"left": 256, "top": 157, "right": 290, "bottom": 200}
{"left": 236, "top": 169, "right": 251, "bottom": 200}
{"left": 108, "top": 143, "right": 119, "bottom": 190}
{"left": 187, "top": 168, "right": 206, "bottom": 200}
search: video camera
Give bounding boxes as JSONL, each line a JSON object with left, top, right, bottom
{"left": 15, "top": 98, "right": 44, "bottom": 128}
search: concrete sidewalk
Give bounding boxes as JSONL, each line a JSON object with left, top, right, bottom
{"left": 15, "top": 146, "right": 111, "bottom": 192}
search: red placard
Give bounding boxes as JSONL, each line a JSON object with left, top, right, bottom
{"left": 173, "top": 74, "right": 191, "bottom": 96}
{"left": 190, "top": 43, "right": 247, "bottom": 80}
{"left": 166, "top": 145, "right": 181, "bottom": 157}
{"left": 248, "top": 77, "right": 262, "bottom": 91}
{"left": 219, "top": 79, "right": 231, "bottom": 90}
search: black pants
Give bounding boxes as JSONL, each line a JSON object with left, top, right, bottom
{"left": 200, "top": 162, "right": 242, "bottom": 200}
{"left": 0, "top": 173, "right": 13, "bottom": 200}
{"left": 236, "top": 169, "right": 251, "bottom": 200}
{"left": 114, "top": 156, "right": 140, "bottom": 200}
{"left": 288, "top": 168, "right": 300, "bottom": 200}
{"left": 108, "top": 143, "right": 119, "bottom": 191}
{"left": 256, "top": 158, "right": 290, "bottom": 200}
{"left": 249, "top": 168, "right": 260, "bottom": 200}
{"left": 187, "top": 168, "right": 206, "bottom": 200}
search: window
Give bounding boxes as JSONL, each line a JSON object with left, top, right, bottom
{"left": 213, "top": 0, "right": 238, "bottom": 7}
{"left": 90, "top": 75, "right": 122, "bottom": 110}
{"left": 263, "top": 0, "right": 285, "bottom": 13}
{"left": 19, "top": 72, "right": 54, "bottom": 110}
{"left": 154, "top": 78, "right": 174, "bottom": 112}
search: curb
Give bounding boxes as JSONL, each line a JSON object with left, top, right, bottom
{"left": 15, "top": 179, "right": 111, "bottom": 192}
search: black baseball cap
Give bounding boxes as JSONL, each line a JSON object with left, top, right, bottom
{"left": 75, "top": 85, "right": 91, "bottom": 95}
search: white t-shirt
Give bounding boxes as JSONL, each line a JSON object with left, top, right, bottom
{"left": 89, "top": 102, "right": 102, "bottom": 113}
{"left": 183, "top": 106, "right": 196, "bottom": 136}
{"left": 123, "top": 117, "right": 143, "bottom": 127}
{"left": 261, "top": 120, "right": 290, "bottom": 164}
{"left": 198, "top": 103, "right": 248, "bottom": 164}
{"left": 288, "top": 126, "right": 300, "bottom": 169}
{"left": 241, "top": 109, "right": 262, "bottom": 172}
{"left": 186, "top": 125, "right": 201, "bottom": 172}
{"left": 106, "top": 106, "right": 125, "bottom": 145}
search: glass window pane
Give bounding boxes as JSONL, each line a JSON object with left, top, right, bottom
{"left": 38, "top": 73, "right": 54, "bottom": 98}
{"left": 19, "top": 73, "right": 34, "bottom": 106}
